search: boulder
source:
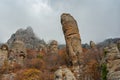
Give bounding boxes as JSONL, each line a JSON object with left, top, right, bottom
{"left": 54, "top": 66, "right": 76, "bottom": 80}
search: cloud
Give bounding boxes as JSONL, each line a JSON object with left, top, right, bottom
{"left": 0, "top": 0, "right": 120, "bottom": 44}
{"left": 31, "top": 0, "right": 52, "bottom": 15}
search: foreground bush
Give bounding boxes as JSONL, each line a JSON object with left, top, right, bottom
{"left": 15, "top": 68, "right": 42, "bottom": 80}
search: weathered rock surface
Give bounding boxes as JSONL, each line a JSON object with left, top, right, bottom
{"left": 107, "top": 71, "right": 120, "bottom": 80}
{"left": 7, "top": 27, "right": 46, "bottom": 50}
{"left": 104, "top": 43, "right": 120, "bottom": 80}
{"left": 0, "top": 44, "right": 9, "bottom": 67}
{"left": 61, "top": 13, "right": 82, "bottom": 79}
{"left": 61, "top": 13, "right": 82, "bottom": 64}
{"left": 11, "top": 40, "right": 26, "bottom": 54}
{"left": 1, "top": 73, "right": 16, "bottom": 80}
{"left": 48, "top": 40, "right": 58, "bottom": 54}
{"left": 10, "top": 39, "right": 26, "bottom": 66}
{"left": 54, "top": 66, "right": 76, "bottom": 80}
{"left": 90, "top": 41, "right": 96, "bottom": 48}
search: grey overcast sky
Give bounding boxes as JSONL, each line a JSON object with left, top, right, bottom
{"left": 0, "top": 0, "right": 120, "bottom": 44}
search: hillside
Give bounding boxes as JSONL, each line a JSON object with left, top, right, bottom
{"left": 0, "top": 13, "right": 120, "bottom": 80}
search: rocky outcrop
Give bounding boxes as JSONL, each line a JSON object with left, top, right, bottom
{"left": 1, "top": 73, "right": 16, "bottom": 80}
{"left": 54, "top": 66, "right": 76, "bottom": 80}
{"left": 7, "top": 27, "right": 46, "bottom": 50}
{"left": 10, "top": 39, "right": 26, "bottom": 66}
{"left": 11, "top": 40, "right": 26, "bottom": 54}
{"left": 61, "top": 13, "right": 83, "bottom": 79}
{"left": 107, "top": 71, "right": 120, "bottom": 80}
{"left": 98, "top": 38, "right": 120, "bottom": 47}
{"left": 104, "top": 43, "right": 120, "bottom": 80}
{"left": 0, "top": 44, "right": 9, "bottom": 67}
{"left": 90, "top": 41, "right": 96, "bottom": 49}
{"left": 48, "top": 40, "right": 58, "bottom": 54}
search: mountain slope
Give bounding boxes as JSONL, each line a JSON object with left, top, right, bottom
{"left": 7, "top": 27, "right": 46, "bottom": 49}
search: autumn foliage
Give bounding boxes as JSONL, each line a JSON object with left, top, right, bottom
{"left": 15, "top": 69, "right": 42, "bottom": 80}
{"left": 0, "top": 45, "right": 104, "bottom": 80}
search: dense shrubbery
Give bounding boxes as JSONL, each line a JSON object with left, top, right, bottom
{"left": 101, "top": 63, "right": 108, "bottom": 80}
{"left": 0, "top": 46, "right": 105, "bottom": 80}
{"left": 25, "top": 58, "right": 45, "bottom": 70}
{"left": 15, "top": 69, "right": 42, "bottom": 80}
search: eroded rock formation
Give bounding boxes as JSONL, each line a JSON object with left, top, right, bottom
{"left": 61, "top": 13, "right": 83, "bottom": 79}
{"left": 54, "top": 66, "right": 76, "bottom": 80}
{"left": 48, "top": 40, "right": 58, "bottom": 54}
{"left": 104, "top": 43, "right": 120, "bottom": 80}
{"left": 0, "top": 44, "right": 9, "bottom": 67}
{"left": 90, "top": 41, "right": 96, "bottom": 49}
{"left": 7, "top": 27, "right": 46, "bottom": 50}
{"left": 10, "top": 39, "right": 26, "bottom": 66}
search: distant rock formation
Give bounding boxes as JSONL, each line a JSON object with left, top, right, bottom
{"left": 98, "top": 38, "right": 120, "bottom": 47}
{"left": 7, "top": 27, "right": 46, "bottom": 50}
{"left": 90, "top": 41, "right": 96, "bottom": 48}
{"left": 0, "top": 44, "right": 9, "bottom": 67}
{"left": 11, "top": 39, "right": 26, "bottom": 54}
{"left": 48, "top": 40, "right": 58, "bottom": 54}
{"left": 61, "top": 13, "right": 82, "bottom": 79}
{"left": 82, "top": 43, "right": 90, "bottom": 49}
{"left": 10, "top": 39, "right": 26, "bottom": 66}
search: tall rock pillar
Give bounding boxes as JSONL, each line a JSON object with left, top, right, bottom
{"left": 61, "top": 13, "right": 83, "bottom": 79}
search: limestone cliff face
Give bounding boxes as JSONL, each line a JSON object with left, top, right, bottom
{"left": 7, "top": 27, "right": 46, "bottom": 50}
